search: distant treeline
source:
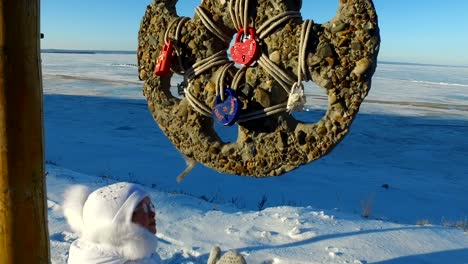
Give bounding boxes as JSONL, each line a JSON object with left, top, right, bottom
{"left": 41, "top": 49, "right": 136, "bottom": 55}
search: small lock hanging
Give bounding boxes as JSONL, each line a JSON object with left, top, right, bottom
{"left": 230, "top": 27, "right": 260, "bottom": 66}
{"left": 286, "top": 82, "right": 307, "bottom": 112}
{"left": 212, "top": 88, "right": 242, "bottom": 126}
{"left": 154, "top": 39, "right": 174, "bottom": 77}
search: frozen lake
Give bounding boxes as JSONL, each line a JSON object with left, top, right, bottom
{"left": 41, "top": 52, "right": 468, "bottom": 225}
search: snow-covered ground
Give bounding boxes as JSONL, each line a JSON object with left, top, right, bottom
{"left": 42, "top": 52, "right": 468, "bottom": 263}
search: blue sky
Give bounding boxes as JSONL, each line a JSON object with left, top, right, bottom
{"left": 41, "top": 0, "right": 468, "bottom": 66}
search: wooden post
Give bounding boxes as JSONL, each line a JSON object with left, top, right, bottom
{"left": 0, "top": 0, "right": 50, "bottom": 263}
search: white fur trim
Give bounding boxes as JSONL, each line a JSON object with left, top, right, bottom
{"left": 63, "top": 185, "right": 92, "bottom": 235}
{"left": 84, "top": 222, "right": 158, "bottom": 260}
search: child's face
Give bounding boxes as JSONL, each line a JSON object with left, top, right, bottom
{"left": 132, "top": 197, "right": 157, "bottom": 234}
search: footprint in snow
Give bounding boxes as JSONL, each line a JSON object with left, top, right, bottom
{"left": 261, "top": 257, "right": 281, "bottom": 264}
{"left": 225, "top": 226, "right": 240, "bottom": 234}
{"left": 326, "top": 246, "right": 344, "bottom": 258}
{"left": 288, "top": 227, "right": 317, "bottom": 239}
{"left": 288, "top": 226, "right": 302, "bottom": 237}
{"left": 353, "top": 260, "right": 368, "bottom": 264}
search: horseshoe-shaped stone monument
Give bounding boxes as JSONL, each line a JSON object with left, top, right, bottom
{"left": 137, "top": 0, "right": 380, "bottom": 177}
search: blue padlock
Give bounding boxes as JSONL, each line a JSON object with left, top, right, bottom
{"left": 212, "top": 88, "right": 242, "bottom": 126}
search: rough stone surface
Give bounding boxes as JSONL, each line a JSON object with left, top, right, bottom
{"left": 216, "top": 250, "right": 247, "bottom": 264}
{"left": 137, "top": 0, "right": 380, "bottom": 177}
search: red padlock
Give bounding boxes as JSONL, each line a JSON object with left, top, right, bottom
{"left": 230, "top": 27, "right": 260, "bottom": 66}
{"left": 154, "top": 40, "right": 174, "bottom": 77}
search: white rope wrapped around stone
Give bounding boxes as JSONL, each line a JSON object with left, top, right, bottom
{"left": 229, "top": 0, "right": 251, "bottom": 31}
{"left": 164, "top": 17, "right": 190, "bottom": 74}
{"left": 179, "top": 0, "right": 310, "bottom": 122}
{"left": 257, "top": 11, "right": 302, "bottom": 39}
{"left": 184, "top": 85, "right": 212, "bottom": 117}
{"left": 185, "top": 50, "right": 230, "bottom": 80}
{"left": 287, "top": 19, "right": 312, "bottom": 112}
{"left": 216, "top": 63, "right": 234, "bottom": 101}
{"left": 195, "top": 6, "right": 232, "bottom": 43}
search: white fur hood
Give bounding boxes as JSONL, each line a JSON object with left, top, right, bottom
{"left": 63, "top": 184, "right": 159, "bottom": 263}
{"left": 67, "top": 226, "right": 160, "bottom": 264}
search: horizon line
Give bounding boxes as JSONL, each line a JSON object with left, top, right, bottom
{"left": 40, "top": 49, "right": 468, "bottom": 68}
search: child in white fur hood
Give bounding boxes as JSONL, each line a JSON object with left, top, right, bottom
{"left": 63, "top": 182, "right": 161, "bottom": 264}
